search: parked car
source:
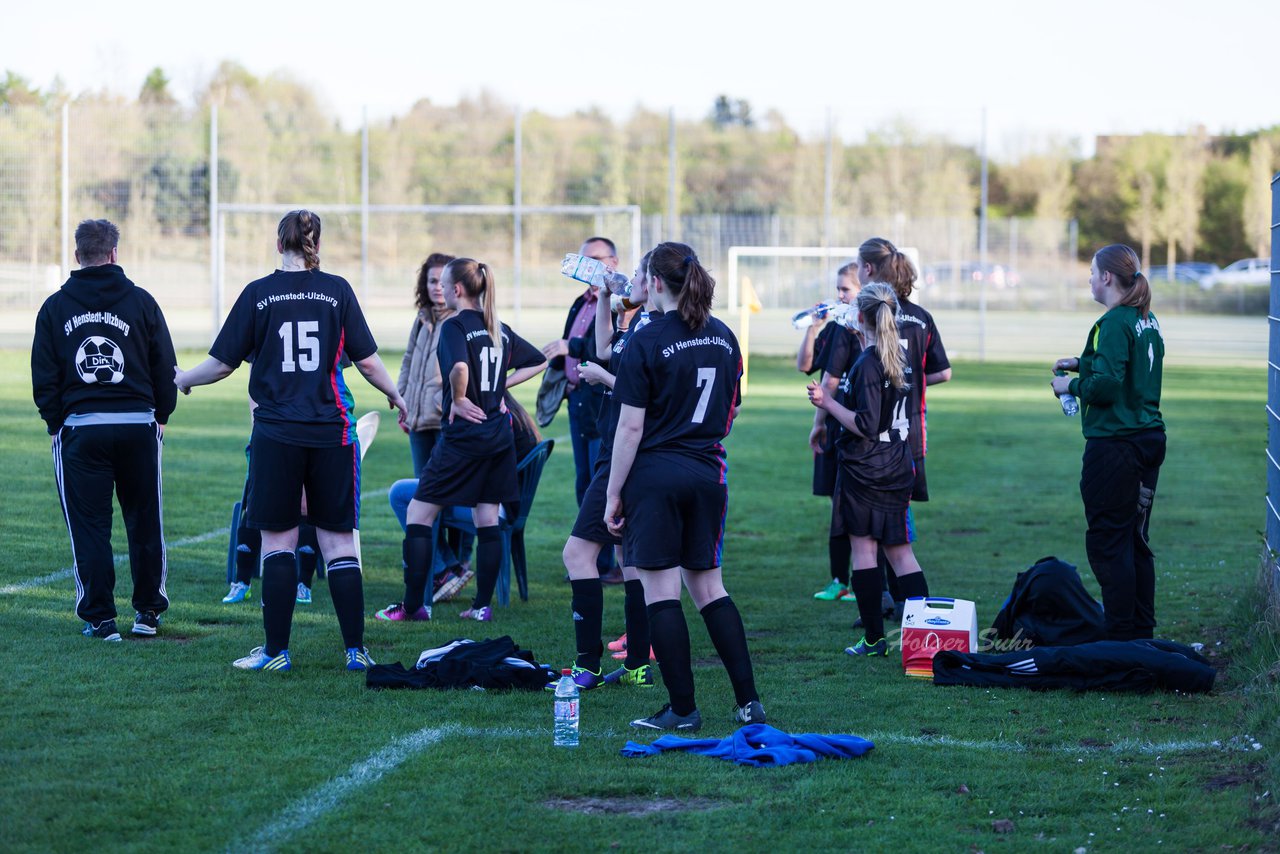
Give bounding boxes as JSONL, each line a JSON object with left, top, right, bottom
{"left": 1176, "top": 261, "right": 1220, "bottom": 283}
{"left": 921, "top": 261, "right": 1019, "bottom": 289}
{"left": 1145, "top": 265, "right": 1203, "bottom": 286}
{"left": 1202, "top": 258, "right": 1270, "bottom": 289}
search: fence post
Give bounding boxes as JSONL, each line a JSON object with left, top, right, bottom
{"left": 361, "top": 107, "right": 369, "bottom": 303}
{"left": 513, "top": 106, "right": 523, "bottom": 325}
{"left": 60, "top": 102, "right": 69, "bottom": 284}
{"left": 978, "top": 106, "right": 989, "bottom": 362}
{"left": 1267, "top": 170, "right": 1280, "bottom": 594}
{"left": 209, "top": 104, "right": 219, "bottom": 341}
{"left": 667, "top": 108, "right": 678, "bottom": 242}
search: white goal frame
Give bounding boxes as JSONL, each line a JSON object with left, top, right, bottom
{"left": 725, "top": 245, "right": 921, "bottom": 311}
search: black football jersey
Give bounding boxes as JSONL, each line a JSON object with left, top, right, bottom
{"left": 612, "top": 312, "right": 742, "bottom": 463}
{"left": 436, "top": 309, "right": 544, "bottom": 456}
{"left": 818, "top": 323, "right": 860, "bottom": 379}
{"left": 834, "top": 347, "right": 914, "bottom": 493}
{"left": 896, "top": 298, "right": 950, "bottom": 461}
{"left": 211, "top": 269, "right": 377, "bottom": 448}
{"left": 597, "top": 310, "right": 658, "bottom": 456}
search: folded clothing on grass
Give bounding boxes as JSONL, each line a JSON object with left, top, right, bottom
{"left": 366, "top": 636, "right": 555, "bottom": 691}
{"left": 621, "top": 724, "right": 875, "bottom": 767}
{"left": 933, "top": 638, "right": 1214, "bottom": 693}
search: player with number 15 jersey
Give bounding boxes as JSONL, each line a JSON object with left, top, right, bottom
{"left": 211, "top": 268, "right": 376, "bottom": 449}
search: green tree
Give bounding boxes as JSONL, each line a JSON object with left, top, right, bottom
{"left": 139, "top": 68, "right": 175, "bottom": 106}
{"left": 0, "top": 71, "right": 43, "bottom": 106}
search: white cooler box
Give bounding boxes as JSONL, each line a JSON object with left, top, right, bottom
{"left": 900, "top": 597, "right": 977, "bottom": 679}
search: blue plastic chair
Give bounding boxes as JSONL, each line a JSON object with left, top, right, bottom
{"left": 440, "top": 438, "right": 554, "bottom": 605}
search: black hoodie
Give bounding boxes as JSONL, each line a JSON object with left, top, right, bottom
{"left": 31, "top": 264, "right": 178, "bottom": 434}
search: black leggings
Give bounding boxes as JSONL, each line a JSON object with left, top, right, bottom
{"left": 1080, "top": 430, "right": 1166, "bottom": 640}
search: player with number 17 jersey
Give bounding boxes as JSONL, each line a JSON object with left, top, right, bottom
{"left": 211, "top": 268, "right": 376, "bottom": 448}
{"left": 436, "top": 310, "right": 544, "bottom": 455}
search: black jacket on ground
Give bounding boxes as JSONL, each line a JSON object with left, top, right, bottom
{"left": 32, "top": 264, "right": 177, "bottom": 433}
{"left": 365, "top": 636, "right": 554, "bottom": 691}
{"left": 990, "top": 556, "right": 1106, "bottom": 648}
{"left": 933, "top": 639, "right": 1214, "bottom": 694}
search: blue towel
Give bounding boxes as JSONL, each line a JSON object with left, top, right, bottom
{"left": 620, "top": 724, "right": 874, "bottom": 767}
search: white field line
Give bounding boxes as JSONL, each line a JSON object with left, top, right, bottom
{"left": 3, "top": 487, "right": 393, "bottom": 596}
{"left": 232, "top": 725, "right": 538, "bottom": 854}
{"left": 865, "top": 731, "right": 1228, "bottom": 756}
{"left": 232, "top": 719, "right": 1238, "bottom": 852}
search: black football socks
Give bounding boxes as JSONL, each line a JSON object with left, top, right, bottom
{"left": 570, "top": 577, "right": 604, "bottom": 672}
{"left": 623, "top": 579, "right": 651, "bottom": 670}
{"left": 325, "top": 556, "right": 364, "bottom": 649}
{"left": 260, "top": 550, "right": 298, "bottom": 656}
{"left": 471, "top": 526, "right": 502, "bottom": 608}
{"left": 897, "top": 570, "right": 929, "bottom": 601}
{"left": 297, "top": 522, "right": 320, "bottom": 589}
{"left": 235, "top": 525, "right": 260, "bottom": 585}
{"left": 849, "top": 567, "right": 885, "bottom": 644}
{"left": 647, "top": 599, "right": 696, "bottom": 716}
{"left": 403, "top": 524, "right": 433, "bottom": 611}
{"left": 829, "top": 535, "right": 852, "bottom": 587}
{"left": 700, "top": 596, "right": 759, "bottom": 707}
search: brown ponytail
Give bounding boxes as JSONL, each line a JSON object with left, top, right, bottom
{"left": 649, "top": 241, "right": 715, "bottom": 329}
{"left": 278, "top": 209, "right": 322, "bottom": 270}
{"left": 1094, "top": 243, "right": 1152, "bottom": 319}
{"left": 857, "top": 282, "right": 907, "bottom": 390}
{"left": 445, "top": 257, "right": 503, "bottom": 355}
{"left": 858, "top": 236, "right": 916, "bottom": 300}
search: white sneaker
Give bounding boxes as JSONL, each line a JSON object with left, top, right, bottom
{"left": 222, "top": 581, "right": 251, "bottom": 604}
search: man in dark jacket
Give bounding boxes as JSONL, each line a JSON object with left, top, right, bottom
{"left": 542, "top": 236, "right": 621, "bottom": 580}
{"left": 32, "top": 219, "right": 178, "bottom": 641}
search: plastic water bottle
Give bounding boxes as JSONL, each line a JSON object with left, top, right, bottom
{"left": 561, "top": 253, "right": 632, "bottom": 296}
{"left": 792, "top": 301, "right": 855, "bottom": 330}
{"left": 792, "top": 300, "right": 837, "bottom": 330}
{"left": 553, "top": 668, "right": 580, "bottom": 748}
{"left": 1054, "top": 370, "right": 1079, "bottom": 416}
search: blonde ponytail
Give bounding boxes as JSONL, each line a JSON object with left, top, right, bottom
{"left": 857, "top": 282, "right": 907, "bottom": 390}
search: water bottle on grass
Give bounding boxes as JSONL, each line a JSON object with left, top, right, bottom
{"left": 553, "top": 668, "right": 580, "bottom": 748}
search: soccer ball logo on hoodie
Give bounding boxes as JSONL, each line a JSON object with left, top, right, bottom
{"left": 75, "top": 336, "right": 125, "bottom": 384}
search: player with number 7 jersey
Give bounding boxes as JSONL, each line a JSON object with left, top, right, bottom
{"left": 606, "top": 242, "right": 764, "bottom": 732}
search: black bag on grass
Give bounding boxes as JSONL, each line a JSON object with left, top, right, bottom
{"left": 990, "top": 556, "right": 1105, "bottom": 648}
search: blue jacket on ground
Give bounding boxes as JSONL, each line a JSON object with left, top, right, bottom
{"left": 620, "top": 724, "right": 875, "bottom": 767}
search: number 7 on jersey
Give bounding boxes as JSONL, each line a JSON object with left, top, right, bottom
{"left": 691, "top": 367, "right": 716, "bottom": 423}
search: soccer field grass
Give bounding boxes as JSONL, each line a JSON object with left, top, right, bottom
{"left": 1, "top": 351, "right": 1276, "bottom": 852}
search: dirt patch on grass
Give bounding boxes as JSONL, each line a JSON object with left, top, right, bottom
{"left": 1078, "top": 737, "right": 1114, "bottom": 749}
{"left": 544, "top": 796, "right": 725, "bottom": 816}
{"left": 1203, "top": 773, "right": 1254, "bottom": 793}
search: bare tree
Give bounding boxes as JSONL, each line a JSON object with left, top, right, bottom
{"left": 1244, "top": 136, "right": 1274, "bottom": 259}
{"left": 1160, "top": 128, "right": 1209, "bottom": 271}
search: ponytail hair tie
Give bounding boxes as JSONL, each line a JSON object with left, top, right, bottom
{"left": 1133, "top": 270, "right": 1142, "bottom": 283}
{"left": 684, "top": 255, "right": 696, "bottom": 265}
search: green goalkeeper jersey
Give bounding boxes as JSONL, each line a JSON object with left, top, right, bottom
{"left": 1068, "top": 304, "right": 1165, "bottom": 439}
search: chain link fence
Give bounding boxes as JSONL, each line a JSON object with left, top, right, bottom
{"left": 1, "top": 102, "right": 1263, "bottom": 362}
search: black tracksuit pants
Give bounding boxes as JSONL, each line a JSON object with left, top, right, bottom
{"left": 54, "top": 422, "right": 168, "bottom": 624}
{"left": 1079, "top": 429, "right": 1166, "bottom": 641}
